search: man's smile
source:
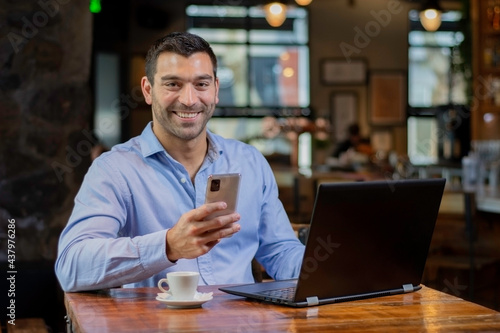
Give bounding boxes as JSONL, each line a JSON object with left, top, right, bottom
{"left": 173, "top": 111, "right": 201, "bottom": 119}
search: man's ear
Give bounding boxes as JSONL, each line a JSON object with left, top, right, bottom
{"left": 214, "top": 77, "right": 220, "bottom": 105}
{"left": 141, "top": 76, "right": 153, "bottom": 105}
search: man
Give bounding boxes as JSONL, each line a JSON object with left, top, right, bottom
{"left": 332, "top": 123, "right": 373, "bottom": 158}
{"left": 55, "top": 32, "right": 305, "bottom": 292}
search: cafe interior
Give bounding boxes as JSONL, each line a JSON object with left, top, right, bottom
{"left": 1, "top": 0, "right": 500, "bottom": 331}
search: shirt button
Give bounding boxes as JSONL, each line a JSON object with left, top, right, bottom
{"left": 180, "top": 178, "right": 187, "bottom": 183}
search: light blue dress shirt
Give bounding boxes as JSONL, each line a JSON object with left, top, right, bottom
{"left": 55, "top": 122, "right": 305, "bottom": 292}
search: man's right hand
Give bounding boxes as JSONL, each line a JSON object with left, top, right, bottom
{"left": 165, "top": 202, "right": 241, "bottom": 262}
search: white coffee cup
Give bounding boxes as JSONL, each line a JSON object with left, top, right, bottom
{"left": 158, "top": 271, "right": 200, "bottom": 300}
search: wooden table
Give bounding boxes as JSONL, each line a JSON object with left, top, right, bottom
{"left": 65, "top": 285, "right": 500, "bottom": 332}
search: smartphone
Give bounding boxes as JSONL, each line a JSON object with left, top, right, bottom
{"left": 204, "top": 173, "right": 241, "bottom": 220}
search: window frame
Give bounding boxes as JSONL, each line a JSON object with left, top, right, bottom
{"left": 186, "top": 3, "right": 311, "bottom": 118}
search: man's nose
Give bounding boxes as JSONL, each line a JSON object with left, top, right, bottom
{"left": 178, "top": 84, "right": 198, "bottom": 107}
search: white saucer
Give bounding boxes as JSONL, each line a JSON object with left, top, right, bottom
{"left": 156, "top": 291, "right": 213, "bottom": 309}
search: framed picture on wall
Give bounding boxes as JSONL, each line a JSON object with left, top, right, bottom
{"left": 369, "top": 71, "right": 406, "bottom": 125}
{"left": 321, "top": 58, "right": 367, "bottom": 85}
{"left": 331, "top": 92, "right": 358, "bottom": 142}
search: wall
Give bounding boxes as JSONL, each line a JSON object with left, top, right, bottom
{"left": 0, "top": 0, "right": 92, "bottom": 330}
{"left": 1, "top": 0, "right": 92, "bottom": 261}
{"left": 310, "top": 0, "right": 463, "bottom": 156}
{"left": 309, "top": 0, "right": 413, "bottom": 155}
{"left": 123, "top": 0, "right": 430, "bottom": 156}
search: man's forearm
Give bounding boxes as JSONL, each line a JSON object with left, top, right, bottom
{"left": 55, "top": 231, "right": 172, "bottom": 292}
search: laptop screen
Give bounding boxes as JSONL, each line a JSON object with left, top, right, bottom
{"left": 294, "top": 178, "right": 445, "bottom": 301}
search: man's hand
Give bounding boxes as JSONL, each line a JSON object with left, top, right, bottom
{"left": 165, "top": 202, "right": 241, "bottom": 262}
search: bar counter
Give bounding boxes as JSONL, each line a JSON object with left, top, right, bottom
{"left": 65, "top": 285, "right": 500, "bottom": 332}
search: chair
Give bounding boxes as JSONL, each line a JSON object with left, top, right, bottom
{"left": 424, "top": 190, "right": 500, "bottom": 310}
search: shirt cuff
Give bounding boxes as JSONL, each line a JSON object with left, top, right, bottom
{"left": 135, "top": 230, "right": 175, "bottom": 275}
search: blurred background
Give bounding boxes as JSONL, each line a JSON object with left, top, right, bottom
{"left": 1, "top": 0, "right": 499, "bottom": 331}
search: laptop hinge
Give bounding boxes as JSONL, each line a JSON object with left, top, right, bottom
{"left": 403, "top": 284, "right": 414, "bottom": 293}
{"left": 306, "top": 296, "right": 319, "bottom": 306}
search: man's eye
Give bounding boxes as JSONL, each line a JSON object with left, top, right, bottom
{"left": 165, "top": 82, "right": 180, "bottom": 89}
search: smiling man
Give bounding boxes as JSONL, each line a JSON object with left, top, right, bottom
{"left": 55, "top": 32, "right": 305, "bottom": 292}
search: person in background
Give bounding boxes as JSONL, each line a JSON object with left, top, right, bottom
{"left": 55, "top": 32, "right": 305, "bottom": 292}
{"left": 332, "top": 123, "right": 373, "bottom": 158}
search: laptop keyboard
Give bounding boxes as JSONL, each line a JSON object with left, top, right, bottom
{"left": 257, "top": 287, "right": 296, "bottom": 300}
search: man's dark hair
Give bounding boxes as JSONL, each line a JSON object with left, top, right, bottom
{"left": 144, "top": 32, "right": 218, "bottom": 86}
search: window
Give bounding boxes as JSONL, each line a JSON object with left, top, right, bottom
{"left": 94, "top": 52, "right": 121, "bottom": 147}
{"left": 408, "top": 10, "right": 467, "bottom": 108}
{"left": 407, "top": 116, "right": 438, "bottom": 165}
{"left": 407, "top": 10, "right": 470, "bottom": 165}
{"left": 186, "top": 4, "right": 310, "bottom": 117}
{"left": 186, "top": 4, "right": 311, "bottom": 166}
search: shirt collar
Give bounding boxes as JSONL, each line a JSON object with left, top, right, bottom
{"left": 139, "top": 121, "right": 222, "bottom": 162}
{"left": 139, "top": 122, "right": 166, "bottom": 158}
{"left": 206, "top": 130, "right": 221, "bottom": 163}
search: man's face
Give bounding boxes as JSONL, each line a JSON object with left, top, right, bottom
{"left": 143, "top": 52, "right": 219, "bottom": 142}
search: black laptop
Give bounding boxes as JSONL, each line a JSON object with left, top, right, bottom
{"left": 220, "top": 178, "right": 446, "bottom": 307}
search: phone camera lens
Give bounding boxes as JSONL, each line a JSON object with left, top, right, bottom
{"left": 210, "top": 179, "right": 220, "bottom": 192}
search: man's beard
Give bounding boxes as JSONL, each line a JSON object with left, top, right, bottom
{"left": 151, "top": 94, "right": 215, "bottom": 141}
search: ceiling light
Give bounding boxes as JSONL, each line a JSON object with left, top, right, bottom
{"left": 295, "top": 0, "right": 313, "bottom": 5}
{"left": 283, "top": 67, "right": 295, "bottom": 78}
{"left": 264, "top": 1, "right": 287, "bottom": 27}
{"left": 420, "top": 0, "right": 442, "bottom": 31}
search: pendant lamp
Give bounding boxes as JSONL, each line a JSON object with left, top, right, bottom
{"left": 420, "top": 0, "right": 442, "bottom": 31}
